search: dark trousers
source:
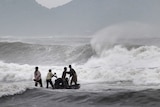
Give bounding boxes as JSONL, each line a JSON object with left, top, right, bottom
{"left": 46, "top": 79, "right": 54, "bottom": 88}
{"left": 62, "top": 78, "right": 69, "bottom": 88}
{"left": 70, "top": 76, "right": 77, "bottom": 85}
{"left": 35, "top": 79, "right": 43, "bottom": 87}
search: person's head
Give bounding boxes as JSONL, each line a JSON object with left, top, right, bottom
{"left": 49, "top": 69, "right": 51, "bottom": 72}
{"left": 35, "top": 66, "right": 38, "bottom": 71}
{"left": 64, "top": 67, "right": 67, "bottom": 71}
{"left": 69, "top": 65, "right": 72, "bottom": 68}
{"left": 65, "top": 78, "right": 68, "bottom": 81}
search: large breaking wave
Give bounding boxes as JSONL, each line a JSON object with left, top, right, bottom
{"left": 1, "top": 22, "right": 160, "bottom": 98}
{"left": 0, "top": 42, "right": 94, "bottom": 65}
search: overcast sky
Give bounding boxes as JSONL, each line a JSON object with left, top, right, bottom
{"left": 0, "top": 0, "right": 160, "bottom": 37}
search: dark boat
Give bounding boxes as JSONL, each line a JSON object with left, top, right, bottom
{"left": 67, "top": 84, "right": 80, "bottom": 89}
{"left": 54, "top": 78, "right": 80, "bottom": 89}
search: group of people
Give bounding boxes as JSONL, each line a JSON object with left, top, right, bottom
{"left": 33, "top": 65, "right": 77, "bottom": 89}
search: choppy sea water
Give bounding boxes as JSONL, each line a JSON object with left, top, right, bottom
{"left": 1, "top": 36, "right": 160, "bottom": 107}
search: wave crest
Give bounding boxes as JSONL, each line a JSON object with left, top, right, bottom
{"left": 0, "top": 42, "right": 94, "bottom": 65}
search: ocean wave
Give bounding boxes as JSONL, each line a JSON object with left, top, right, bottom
{"left": 1, "top": 40, "right": 160, "bottom": 98}
{"left": 1, "top": 88, "right": 160, "bottom": 107}
{"left": 0, "top": 42, "right": 94, "bottom": 65}
{"left": 79, "top": 45, "right": 160, "bottom": 85}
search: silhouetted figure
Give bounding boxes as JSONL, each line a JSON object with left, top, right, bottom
{"left": 62, "top": 67, "right": 67, "bottom": 80}
{"left": 68, "top": 65, "right": 77, "bottom": 85}
{"left": 62, "top": 67, "right": 69, "bottom": 88}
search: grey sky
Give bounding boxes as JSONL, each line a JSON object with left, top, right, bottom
{"left": 0, "top": 0, "right": 160, "bottom": 37}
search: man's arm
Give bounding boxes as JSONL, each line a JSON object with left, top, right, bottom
{"left": 66, "top": 71, "right": 70, "bottom": 74}
{"left": 52, "top": 73, "right": 57, "bottom": 78}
